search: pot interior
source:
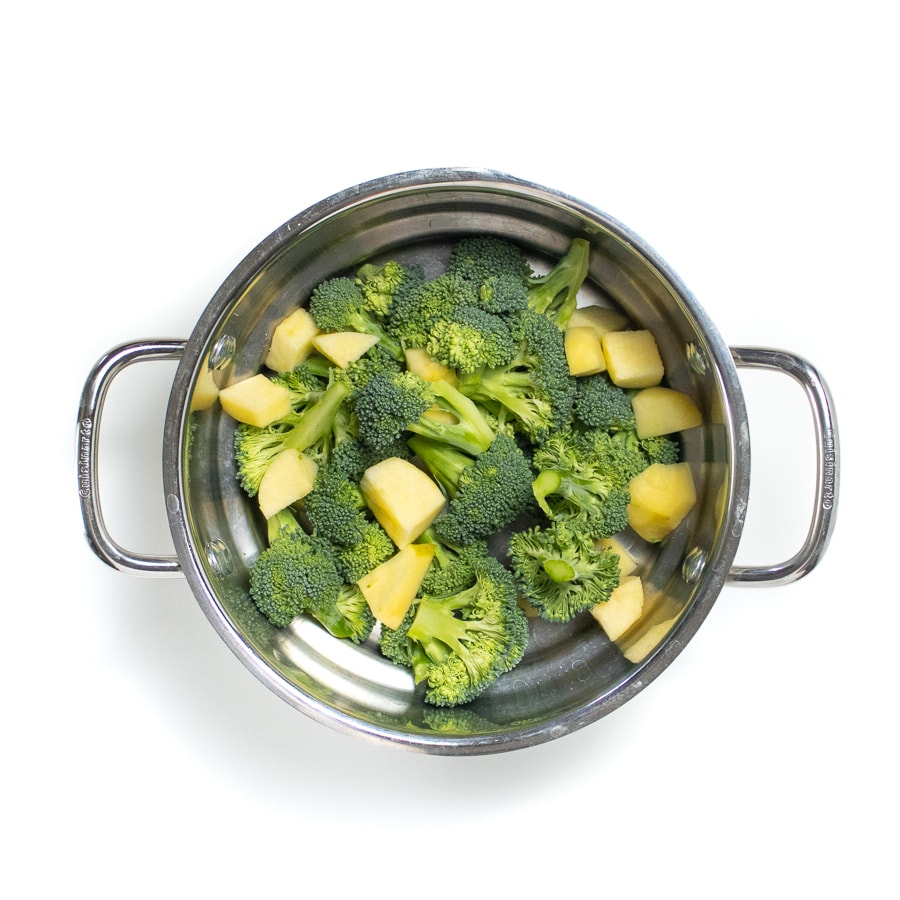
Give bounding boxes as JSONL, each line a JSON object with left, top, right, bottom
{"left": 166, "top": 170, "right": 747, "bottom": 754}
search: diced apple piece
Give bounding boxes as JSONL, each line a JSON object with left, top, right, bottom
{"left": 601, "top": 329, "right": 665, "bottom": 388}
{"left": 264, "top": 307, "right": 320, "bottom": 373}
{"left": 359, "top": 457, "right": 446, "bottom": 549}
{"left": 590, "top": 575, "right": 644, "bottom": 641}
{"left": 257, "top": 449, "right": 319, "bottom": 519}
{"left": 596, "top": 535, "right": 638, "bottom": 576}
{"left": 568, "top": 305, "right": 630, "bottom": 338}
{"left": 312, "top": 331, "right": 380, "bottom": 368}
{"left": 564, "top": 326, "right": 607, "bottom": 376}
{"left": 404, "top": 347, "right": 458, "bottom": 386}
{"left": 190, "top": 363, "right": 219, "bottom": 412}
{"left": 357, "top": 542, "right": 436, "bottom": 629}
{"left": 623, "top": 615, "right": 679, "bottom": 663}
{"left": 627, "top": 462, "right": 697, "bottom": 542}
{"left": 632, "top": 386, "right": 703, "bottom": 438}
{"left": 219, "top": 374, "right": 292, "bottom": 427}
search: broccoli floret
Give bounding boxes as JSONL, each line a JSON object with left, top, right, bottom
{"left": 332, "top": 342, "right": 404, "bottom": 401}
{"left": 530, "top": 427, "right": 635, "bottom": 539}
{"left": 355, "top": 260, "right": 422, "bottom": 318}
{"left": 353, "top": 369, "right": 435, "bottom": 453}
{"left": 386, "top": 272, "right": 478, "bottom": 348}
{"left": 509, "top": 521, "right": 621, "bottom": 623}
{"left": 478, "top": 272, "right": 530, "bottom": 315}
{"left": 332, "top": 520, "right": 395, "bottom": 582}
{"left": 409, "top": 431, "right": 535, "bottom": 544}
{"left": 527, "top": 237, "right": 591, "bottom": 329}
{"left": 233, "top": 379, "right": 350, "bottom": 496}
{"left": 270, "top": 362, "right": 329, "bottom": 397}
{"left": 425, "top": 305, "right": 515, "bottom": 374}
{"left": 573, "top": 371, "right": 636, "bottom": 432}
{"left": 248, "top": 509, "right": 344, "bottom": 628}
{"left": 640, "top": 434, "right": 682, "bottom": 466}
{"left": 380, "top": 555, "right": 528, "bottom": 707}
{"left": 416, "top": 526, "right": 492, "bottom": 595}
{"left": 456, "top": 309, "right": 576, "bottom": 444}
{"left": 354, "top": 368, "right": 497, "bottom": 458}
{"left": 322, "top": 583, "right": 376, "bottom": 644}
{"left": 308, "top": 275, "right": 404, "bottom": 360}
{"left": 447, "top": 235, "right": 533, "bottom": 286}
{"left": 303, "top": 463, "right": 370, "bottom": 547}
{"left": 329, "top": 434, "right": 412, "bottom": 483}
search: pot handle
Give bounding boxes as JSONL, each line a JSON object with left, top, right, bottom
{"left": 727, "top": 346, "right": 839, "bottom": 586}
{"left": 77, "top": 339, "right": 186, "bottom": 576}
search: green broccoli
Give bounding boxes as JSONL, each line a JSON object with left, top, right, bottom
{"left": 447, "top": 234, "right": 533, "bottom": 286}
{"left": 326, "top": 582, "right": 376, "bottom": 644}
{"left": 352, "top": 369, "right": 434, "bottom": 453}
{"left": 248, "top": 508, "right": 344, "bottom": 628}
{"left": 379, "top": 555, "right": 528, "bottom": 707}
{"left": 416, "top": 526, "right": 492, "bottom": 595}
{"left": 638, "top": 433, "right": 682, "bottom": 466}
{"left": 530, "top": 427, "right": 635, "bottom": 539}
{"left": 233, "top": 378, "right": 350, "bottom": 496}
{"left": 331, "top": 342, "right": 404, "bottom": 401}
{"left": 425, "top": 305, "right": 515, "bottom": 374}
{"left": 329, "top": 434, "right": 412, "bottom": 483}
{"left": 332, "top": 520, "right": 395, "bottom": 582}
{"left": 573, "top": 371, "right": 636, "bottom": 432}
{"left": 527, "top": 237, "right": 591, "bottom": 329}
{"left": 308, "top": 275, "right": 404, "bottom": 360}
{"left": 386, "top": 272, "right": 478, "bottom": 348}
{"left": 477, "top": 272, "right": 530, "bottom": 315}
{"left": 353, "top": 368, "right": 497, "bottom": 457}
{"left": 456, "top": 309, "right": 576, "bottom": 444}
{"left": 249, "top": 508, "right": 375, "bottom": 642}
{"left": 508, "top": 520, "right": 621, "bottom": 622}
{"left": 355, "top": 260, "right": 423, "bottom": 318}
{"left": 408, "top": 431, "right": 535, "bottom": 544}
{"left": 303, "top": 463, "right": 370, "bottom": 547}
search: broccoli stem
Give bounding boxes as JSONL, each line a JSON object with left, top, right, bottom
{"left": 532, "top": 469, "right": 563, "bottom": 517}
{"left": 283, "top": 380, "right": 349, "bottom": 453}
{"left": 542, "top": 558, "right": 577, "bottom": 583}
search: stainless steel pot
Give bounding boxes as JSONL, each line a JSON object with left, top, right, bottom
{"left": 76, "top": 168, "right": 839, "bottom": 755}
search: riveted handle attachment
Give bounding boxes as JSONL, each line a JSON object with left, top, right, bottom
{"left": 728, "top": 346, "right": 839, "bottom": 586}
{"left": 77, "top": 340, "right": 186, "bottom": 576}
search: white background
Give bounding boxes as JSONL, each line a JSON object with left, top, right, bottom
{"left": 4, "top": 2, "right": 895, "bottom": 897}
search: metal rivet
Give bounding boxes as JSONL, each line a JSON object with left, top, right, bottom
{"left": 686, "top": 341, "right": 708, "bottom": 376}
{"left": 682, "top": 546, "right": 707, "bottom": 584}
{"left": 206, "top": 539, "right": 234, "bottom": 577}
{"left": 208, "top": 334, "right": 236, "bottom": 371}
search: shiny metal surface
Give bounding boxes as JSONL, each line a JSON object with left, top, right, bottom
{"left": 77, "top": 168, "right": 840, "bottom": 754}
{"left": 77, "top": 339, "right": 185, "bottom": 576}
{"left": 728, "top": 347, "right": 839, "bottom": 585}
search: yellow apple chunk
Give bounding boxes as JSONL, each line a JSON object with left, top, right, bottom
{"left": 568, "top": 305, "right": 630, "bottom": 338}
{"left": 404, "top": 347, "right": 458, "bottom": 385}
{"left": 623, "top": 615, "right": 679, "bottom": 663}
{"left": 564, "top": 325, "right": 607, "bottom": 376}
{"left": 189, "top": 363, "right": 219, "bottom": 412}
{"left": 627, "top": 462, "right": 697, "bottom": 542}
{"left": 257, "top": 449, "right": 319, "bottom": 519}
{"left": 357, "top": 542, "right": 436, "bottom": 629}
{"left": 632, "top": 386, "right": 703, "bottom": 438}
{"left": 602, "top": 329, "right": 665, "bottom": 388}
{"left": 264, "top": 307, "right": 320, "bottom": 373}
{"left": 312, "top": 331, "right": 380, "bottom": 368}
{"left": 359, "top": 457, "right": 446, "bottom": 548}
{"left": 219, "top": 374, "right": 292, "bottom": 427}
{"left": 596, "top": 535, "right": 638, "bottom": 576}
{"left": 590, "top": 575, "right": 644, "bottom": 642}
